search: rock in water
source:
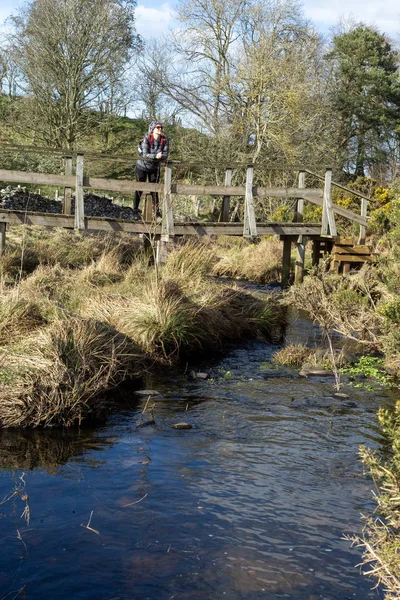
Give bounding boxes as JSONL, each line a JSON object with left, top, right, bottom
{"left": 172, "top": 422, "right": 192, "bottom": 430}
{"left": 299, "top": 363, "right": 333, "bottom": 377}
{"left": 133, "top": 390, "right": 163, "bottom": 397}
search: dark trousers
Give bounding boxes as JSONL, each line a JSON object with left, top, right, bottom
{"left": 133, "top": 166, "right": 160, "bottom": 212}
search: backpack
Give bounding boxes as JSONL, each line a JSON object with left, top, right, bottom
{"left": 138, "top": 133, "right": 166, "bottom": 156}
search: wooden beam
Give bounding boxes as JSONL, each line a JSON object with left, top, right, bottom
{"left": 281, "top": 238, "right": 292, "bottom": 288}
{"left": 0, "top": 222, "right": 6, "bottom": 254}
{"left": 358, "top": 198, "right": 367, "bottom": 245}
{"left": 322, "top": 168, "right": 337, "bottom": 237}
{"left": 311, "top": 239, "right": 320, "bottom": 266}
{"left": 161, "top": 163, "right": 174, "bottom": 241}
{"left": 294, "top": 171, "right": 305, "bottom": 222}
{"left": 221, "top": 168, "right": 232, "bottom": 222}
{"left": 143, "top": 194, "right": 153, "bottom": 221}
{"left": 332, "top": 253, "right": 374, "bottom": 263}
{"left": 63, "top": 156, "right": 73, "bottom": 215}
{"left": 75, "top": 154, "right": 85, "bottom": 230}
{"left": 332, "top": 245, "right": 372, "bottom": 255}
{"left": 0, "top": 210, "right": 323, "bottom": 237}
{"left": 295, "top": 235, "right": 306, "bottom": 284}
{"left": 243, "top": 165, "right": 257, "bottom": 238}
{"left": 0, "top": 168, "right": 75, "bottom": 187}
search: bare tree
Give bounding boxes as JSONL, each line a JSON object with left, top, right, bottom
{"left": 169, "top": 0, "right": 248, "bottom": 134}
{"left": 8, "top": 0, "right": 141, "bottom": 149}
{"left": 131, "top": 39, "right": 183, "bottom": 123}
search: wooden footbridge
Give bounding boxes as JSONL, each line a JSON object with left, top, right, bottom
{"left": 0, "top": 146, "right": 371, "bottom": 286}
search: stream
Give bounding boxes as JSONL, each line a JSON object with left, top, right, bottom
{"left": 0, "top": 309, "right": 393, "bottom": 600}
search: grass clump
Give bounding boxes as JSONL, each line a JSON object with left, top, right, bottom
{"left": 212, "top": 236, "right": 282, "bottom": 283}
{"left": 347, "top": 400, "right": 400, "bottom": 599}
{"left": 272, "top": 344, "right": 313, "bottom": 367}
{"left": 0, "top": 229, "right": 283, "bottom": 427}
{"left": 0, "top": 316, "right": 145, "bottom": 428}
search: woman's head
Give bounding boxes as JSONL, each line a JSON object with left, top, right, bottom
{"left": 149, "top": 120, "right": 163, "bottom": 134}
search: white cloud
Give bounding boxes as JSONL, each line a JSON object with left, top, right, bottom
{"left": 135, "top": 2, "right": 176, "bottom": 38}
{"left": 303, "top": 0, "right": 400, "bottom": 37}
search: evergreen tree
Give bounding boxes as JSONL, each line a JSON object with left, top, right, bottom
{"left": 327, "top": 26, "right": 400, "bottom": 178}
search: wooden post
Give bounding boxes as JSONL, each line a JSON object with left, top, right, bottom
{"left": 358, "top": 198, "right": 367, "bottom": 245}
{"left": 294, "top": 171, "right": 306, "bottom": 284}
{"left": 0, "top": 222, "right": 6, "bottom": 254}
{"left": 312, "top": 239, "right": 321, "bottom": 266}
{"left": 294, "top": 235, "right": 306, "bottom": 284}
{"left": 156, "top": 240, "right": 169, "bottom": 265}
{"left": 281, "top": 237, "right": 292, "bottom": 288}
{"left": 63, "top": 156, "right": 72, "bottom": 215}
{"left": 221, "top": 168, "right": 232, "bottom": 222}
{"left": 243, "top": 165, "right": 257, "bottom": 238}
{"left": 161, "top": 164, "right": 174, "bottom": 242}
{"left": 295, "top": 170, "right": 305, "bottom": 222}
{"left": 321, "top": 168, "right": 337, "bottom": 237}
{"left": 144, "top": 194, "right": 152, "bottom": 221}
{"left": 75, "top": 153, "right": 85, "bottom": 230}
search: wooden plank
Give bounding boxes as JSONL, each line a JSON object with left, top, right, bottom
{"left": 0, "top": 168, "right": 75, "bottom": 187}
{"left": 85, "top": 177, "right": 163, "bottom": 194}
{"left": 332, "top": 254, "right": 374, "bottom": 263}
{"left": 332, "top": 245, "right": 372, "bottom": 255}
{"left": 0, "top": 209, "right": 322, "bottom": 237}
{"left": 75, "top": 154, "right": 85, "bottom": 230}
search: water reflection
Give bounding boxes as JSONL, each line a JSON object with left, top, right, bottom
{"left": 0, "top": 427, "right": 111, "bottom": 471}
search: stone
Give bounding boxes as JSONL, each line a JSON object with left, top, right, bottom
{"left": 332, "top": 392, "right": 350, "bottom": 400}
{"left": 188, "top": 371, "right": 209, "bottom": 380}
{"left": 136, "top": 419, "right": 156, "bottom": 429}
{"left": 172, "top": 422, "right": 193, "bottom": 430}
{"left": 299, "top": 363, "right": 333, "bottom": 377}
{"left": 0, "top": 188, "right": 139, "bottom": 221}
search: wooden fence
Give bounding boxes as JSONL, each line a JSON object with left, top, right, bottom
{"left": 0, "top": 150, "right": 372, "bottom": 283}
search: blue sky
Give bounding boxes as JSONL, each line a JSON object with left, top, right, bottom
{"left": 1, "top": 0, "right": 399, "bottom": 40}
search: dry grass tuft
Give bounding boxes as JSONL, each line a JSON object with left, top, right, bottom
{"left": 0, "top": 231, "right": 284, "bottom": 427}
{"left": 0, "top": 316, "right": 146, "bottom": 428}
{"left": 273, "top": 344, "right": 313, "bottom": 367}
{"left": 162, "top": 239, "right": 218, "bottom": 286}
{"left": 346, "top": 400, "right": 400, "bottom": 599}
{"left": 212, "top": 236, "right": 282, "bottom": 283}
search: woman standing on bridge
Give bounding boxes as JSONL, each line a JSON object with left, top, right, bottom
{"left": 133, "top": 121, "right": 169, "bottom": 220}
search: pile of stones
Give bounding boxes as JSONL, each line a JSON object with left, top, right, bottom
{"left": 0, "top": 186, "right": 62, "bottom": 213}
{"left": 0, "top": 186, "right": 137, "bottom": 220}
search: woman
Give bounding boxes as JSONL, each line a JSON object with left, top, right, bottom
{"left": 133, "top": 120, "right": 169, "bottom": 219}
